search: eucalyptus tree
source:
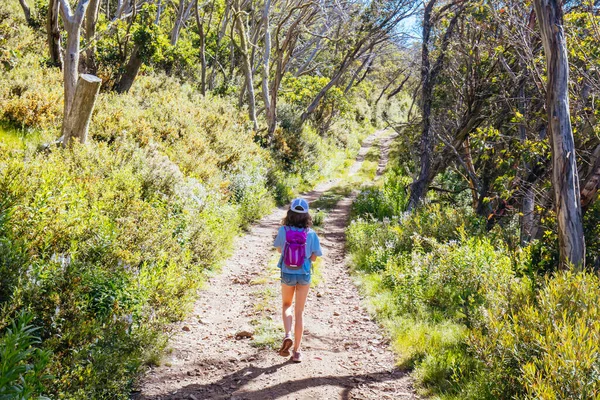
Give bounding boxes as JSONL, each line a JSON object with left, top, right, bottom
{"left": 408, "top": 0, "right": 470, "bottom": 210}
{"left": 262, "top": 0, "right": 320, "bottom": 138}
{"left": 534, "top": 0, "right": 585, "bottom": 268}
{"left": 48, "top": 0, "right": 62, "bottom": 67}
{"left": 58, "top": 0, "right": 92, "bottom": 118}
{"left": 18, "top": 0, "right": 35, "bottom": 26}
{"left": 300, "top": 0, "right": 418, "bottom": 122}
{"left": 232, "top": 0, "right": 259, "bottom": 130}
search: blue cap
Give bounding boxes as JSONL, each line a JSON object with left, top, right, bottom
{"left": 290, "top": 198, "right": 309, "bottom": 214}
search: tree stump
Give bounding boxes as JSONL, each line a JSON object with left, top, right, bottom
{"left": 62, "top": 74, "right": 102, "bottom": 147}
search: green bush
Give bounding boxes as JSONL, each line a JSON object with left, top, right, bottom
{"left": 470, "top": 269, "right": 600, "bottom": 399}
{"left": 351, "top": 170, "right": 410, "bottom": 220}
{"left": 0, "top": 2, "right": 377, "bottom": 397}
{"left": 348, "top": 171, "right": 600, "bottom": 399}
{"left": 0, "top": 312, "right": 52, "bottom": 399}
{"left": 227, "top": 161, "right": 274, "bottom": 228}
{"left": 383, "top": 236, "right": 517, "bottom": 327}
{"left": 0, "top": 139, "right": 243, "bottom": 398}
{"left": 347, "top": 200, "right": 484, "bottom": 274}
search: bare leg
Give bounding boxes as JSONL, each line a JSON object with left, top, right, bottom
{"left": 293, "top": 283, "right": 310, "bottom": 352}
{"left": 281, "top": 283, "right": 295, "bottom": 337}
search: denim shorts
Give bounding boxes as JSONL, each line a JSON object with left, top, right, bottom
{"left": 281, "top": 272, "right": 311, "bottom": 286}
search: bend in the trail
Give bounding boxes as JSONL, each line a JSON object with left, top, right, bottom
{"left": 136, "top": 130, "right": 418, "bottom": 400}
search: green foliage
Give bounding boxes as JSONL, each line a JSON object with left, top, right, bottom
{"left": 471, "top": 269, "right": 600, "bottom": 399}
{"left": 348, "top": 206, "right": 514, "bottom": 396}
{"left": 228, "top": 161, "right": 274, "bottom": 228}
{"left": 351, "top": 170, "right": 411, "bottom": 220}
{"left": 311, "top": 209, "right": 326, "bottom": 227}
{"left": 0, "top": 139, "right": 244, "bottom": 397}
{"left": 0, "top": 0, "right": 387, "bottom": 397}
{"left": 0, "top": 60, "right": 293, "bottom": 396}
{"left": 348, "top": 168, "right": 600, "bottom": 399}
{"left": 0, "top": 62, "right": 62, "bottom": 131}
{"left": 0, "top": 312, "right": 52, "bottom": 400}
{"left": 583, "top": 199, "right": 600, "bottom": 268}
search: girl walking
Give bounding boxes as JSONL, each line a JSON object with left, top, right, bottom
{"left": 273, "top": 198, "right": 322, "bottom": 363}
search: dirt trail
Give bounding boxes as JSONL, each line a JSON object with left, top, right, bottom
{"left": 136, "top": 130, "right": 417, "bottom": 400}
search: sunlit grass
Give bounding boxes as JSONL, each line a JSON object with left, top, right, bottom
{"left": 251, "top": 317, "right": 282, "bottom": 350}
{"left": 309, "top": 134, "right": 387, "bottom": 228}
{"left": 0, "top": 123, "right": 26, "bottom": 149}
{"left": 252, "top": 286, "right": 276, "bottom": 312}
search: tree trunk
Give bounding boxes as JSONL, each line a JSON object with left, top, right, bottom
{"left": 171, "top": 0, "right": 186, "bottom": 45}
{"left": 407, "top": 0, "right": 436, "bottom": 211}
{"left": 534, "top": 0, "right": 585, "bottom": 268}
{"left": 233, "top": 0, "right": 259, "bottom": 131}
{"left": 581, "top": 143, "right": 600, "bottom": 212}
{"left": 63, "top": 22, "right": 82, "bottom": 117}
{"left": 114, "top": 45, "right": 143, "bottom": 93}
{"left": 19, "top": 0, "right": 34, "bottom": 26}
{"left": 59, "top": 0, "right": 91, "bottom": 119}
{"left": 48, "top": 0, "right": 63, "bottom": 69}
{"left": 155, "top": 0, "right": 162, "bottom": 24}
{"left": 62, "top": 74, "right": 102, "bottom": 146}
{"left": 521, "top": 183, "right": 536, "bottom": 244}
{"left": 344, "top": 50, "right": 375, "bottom": 94}
{"left": 194, "top": 0, "right": 207, "bottom": 95}
{"left": 408, "top": 0, "right": 463, "bottom": 210}
{"left": 261, "top": 0, "right": 274, "bottom": 138}
{"left": 209, "top": 1, "right": 230, "bottom": 90}
{"left": 83, "top": 0, "right": 101, "bottom": 73}
{"left": 295, "top": 35, "right": 322, "bottom": 77}
{"left": 301, "top": 66, "right": 346, "bottom": 122}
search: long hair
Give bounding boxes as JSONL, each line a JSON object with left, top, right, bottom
{"left": 282, "top": 209, "right": 312, "bottom": 228}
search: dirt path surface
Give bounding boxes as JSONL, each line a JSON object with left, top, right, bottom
{"left": 136, "top": 130, "right": 417, "bottom": 400}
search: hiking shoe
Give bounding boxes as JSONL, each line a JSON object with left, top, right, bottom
{"left": 291, "top": 350, "right": 302, "bottom": 363}
{"left": 278, "top": 337, "right": 293, "bottom": 357}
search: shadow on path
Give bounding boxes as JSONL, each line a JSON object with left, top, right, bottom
{"left": 137, "top": 360, "right": 408, "bottom": 400}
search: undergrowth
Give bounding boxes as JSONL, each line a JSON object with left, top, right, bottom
{"left": 347, "top": 136, "right": 600, "bottom": 399}
{"left": 0, "top": 3, "right": 376, "bottom": 397}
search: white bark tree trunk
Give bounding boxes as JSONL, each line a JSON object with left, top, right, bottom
{"left": 19, "top": 0, "right": 34, "bottom": 26}
{"left": 233, "top": 0, "right": 259, "bottom": 131}
{"left": 170, "top": 0, "right": 186, "bottom": 45}
{"left": 261, "top": 0, "right": 273, "bottom": 137}
{"left": 59, "top": 0, "right": 91, "bottom": 120}
{"left": 171, "top": 0, "right": 195, "bottom": 46}
{"left": 62, "top": 74, "right": 102, "bottom": 146}
{"left": 83, "top": 0, "right": 101, "bottom": 73}
{"left": 534, "top": 0, "right": 586, "bottom": 268}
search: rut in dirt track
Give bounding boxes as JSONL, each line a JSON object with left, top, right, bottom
{"left": 135, "top": 130, "right": 418, "bottom": 400}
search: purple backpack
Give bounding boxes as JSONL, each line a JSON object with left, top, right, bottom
{"left": 283, "top": 227, "right": 308, "bottom": 270}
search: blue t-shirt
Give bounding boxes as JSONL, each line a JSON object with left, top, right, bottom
{"left": 273, "top": 226, "right": 323, "bottom": 274}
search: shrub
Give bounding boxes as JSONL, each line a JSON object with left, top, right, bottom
{"left": 347, "top": 200, "right": 484, "bottom": 274}
{"left": 0, "top": 3, "right": 376, "bottom": 397}
{"left": 347, "top": 188, "right": 529, "bottom": 398}
{"left": 0, "top": 312, "right": 52, "bottom": 399}
{"left": 228, "top": 161, "right": 274, "bottom": 228}
{"left": 470, "top": 269, "right": 600, "bottom": 399}
{"left": 0, "top": 139, "right": 242, "bottom": 398}
{"left": 351, "top": 171, "right": 410, "bottom": 220}
{"left": 0, "top": 64, "right": 62, "bottom": 131}
{"left": 349, "top": 181, "right": 600, "bottom": 399}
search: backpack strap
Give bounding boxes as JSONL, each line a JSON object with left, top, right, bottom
{"left": 305, "top": 228, "right": 314, "bottom": 274}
